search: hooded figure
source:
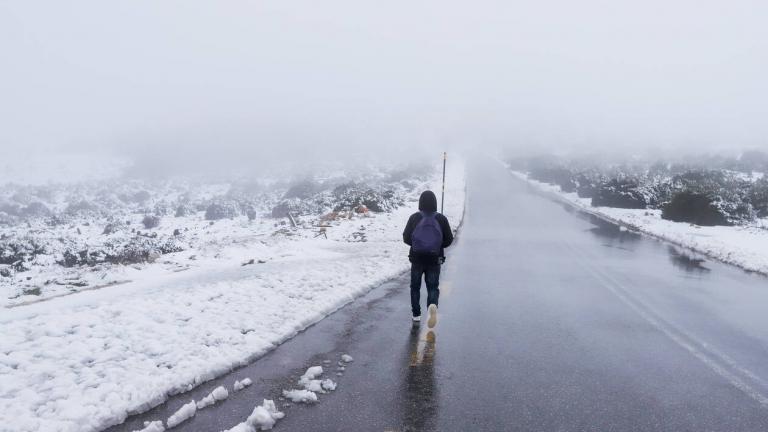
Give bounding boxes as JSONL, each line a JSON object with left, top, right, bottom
{"left": 404, "top": 190, "right": 452, "bottom": 261}
{"left": 402, "top": 190, "right": 453, "bottom": 324}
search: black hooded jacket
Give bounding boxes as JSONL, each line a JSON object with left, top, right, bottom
{"left": 402, "top": 190, "right": 453, "bottom": 264}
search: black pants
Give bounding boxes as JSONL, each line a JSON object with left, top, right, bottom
{"left": 410, "top": 262, "right": 440, "bottom": 317}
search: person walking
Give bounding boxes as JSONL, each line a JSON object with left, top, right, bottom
{"left": 402, "top": 190, "right": 453, "bottom": 327}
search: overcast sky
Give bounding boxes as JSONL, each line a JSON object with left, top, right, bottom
{"left": 1, "top": 0, "right": 766, "bottom": 166}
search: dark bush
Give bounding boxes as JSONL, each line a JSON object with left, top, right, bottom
{"left": 662, "top": 191, "right": 730, "bottom": 226}
{"left": 65, "top": 200, "right": 99, "bottom": 216}
{"left": 20, "top": 202, "right": 52, "bottom": 218}
{"left": 749, "top": 178, "right": 768, "bottom": 217}
{"left": 205, "top": 202, "right": 240, "bottom": 220}
{"left": 244, "top": 205, "right": 258, "bottom": 221}
{"left": 142, "top": 215, "right": 161, "bottom": 229}
{"left": 270, "top": 200, "right": 300, "bottom": 218}
{"left": 529, "top": 167, "right": 577, "bottom": 192}
{"left": 283, "top": 180, "right": 319, "bottom": 200}
{"left": 131, "top": 190, "right": 152, "bottom": 203}
{"left": 574, "top": 173, "right": 601, "bottom": 198}
{"left": 0, "top": 202, "right": 21, "bottom": 216}
{"left": 738, "top": 150, "right": 768, "bottom": 173}
{"left": 175, "top": 204, "right": 195, "bottom": 217}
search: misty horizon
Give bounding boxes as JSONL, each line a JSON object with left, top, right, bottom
{"left": 2, "top": 0, "right": 767, "bottom": 166}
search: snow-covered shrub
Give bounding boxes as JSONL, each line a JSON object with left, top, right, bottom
{"left": 669, "top": 170, "right": 754, "bottom": 224}
{"left": 102, "top": 220, "right": 128, "bottom": 235}
{"left": 153, "top": 201, "right": 175, "bottom": 216}
{"left": 58, "top": 232, "right": 185, "bottom": 267}
{"left": 271, "top": 198, "right": 323, "bottom": 218}
{"left": 662, "top": 191, "right": 730, "bottom": 226}
{"left": 142, "top": 215, "right": 161, "bottom": 229}
{"left": 332, "top": 183, "right": 402, "bottom": 212}
{"left": 591, "top": 178, "right": 649, "bottom": 209}
{"left": 749, "top": 178, "right": 768, "bottom": 217}
{"left": 0, "top": 237, "right": 46, "bottom": 270}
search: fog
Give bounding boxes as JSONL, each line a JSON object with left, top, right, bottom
{"left": 2, "top": 0, "right": 767, "bottom": 172}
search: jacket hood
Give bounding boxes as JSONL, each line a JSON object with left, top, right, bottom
{"left": 418, "top": 190, "right": 438, "bottom": 212}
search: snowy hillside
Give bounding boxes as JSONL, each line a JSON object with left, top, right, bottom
{"left": 0, "top": 159, "right": 466, "bottom": 432}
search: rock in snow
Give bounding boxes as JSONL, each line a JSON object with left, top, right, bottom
{"left": 341, "top": 354, "right": 354, "bottom": 363}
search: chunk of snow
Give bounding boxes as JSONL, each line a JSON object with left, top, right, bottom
{"left": 223, "top": 399, "right": 285, "bottom": 432}
{"left": 282, "top": 389, "right": 318, "bottom": 403}
{"left": 133, "top": 421, "right": 165, "bottom": 432}
{"left": 234, "top": 378, "right": 253, "bottom": 392}
{"left": 300, "top": 366, "right": 323, "bottom": 381}
{"left": 167, "top": 400, "right": 196, "bottom": 428}
{"left": 321, "top": 379, "right": 337, "bottom": 391}
{"left": 303, "top": 379, "right": 323, "bottom": 393}
{"left": 196, "top": 386, "right": 229, "bottom": 410}
{"left": 246, "top": 399, "right": 285, "bottom": 430}
{"left": 341, "top": 354, "right": 354, "bottom": 363}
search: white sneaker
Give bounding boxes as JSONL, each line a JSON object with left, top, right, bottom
{"left": 427, "top": 304, "right": 438, "bottom": 328}
{"left": 412, "top": 315, "right": 421, "bottom": 322}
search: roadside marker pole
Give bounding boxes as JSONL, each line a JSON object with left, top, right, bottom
{"left": 441, "top": 152, "right": 447, "bottom": 214}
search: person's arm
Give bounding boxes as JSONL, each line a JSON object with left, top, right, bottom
{"left": 403, "top": 213, "right": 419, "bottom": 245}
{"left": 438, "top": 214, "right": 453, "bottom": 248}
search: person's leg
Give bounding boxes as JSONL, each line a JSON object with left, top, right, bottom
{"left": 424, "top": 263, "right": 441, "bottom": 307}
{"left": 410, "top": 262, "right": 425, "bottom": 317}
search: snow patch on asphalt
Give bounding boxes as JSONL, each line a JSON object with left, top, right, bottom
{"left": 233, "top": 378, "right": 253, "bottom": 392}
{"left": 222, "top": 399, "right": 285, "bottom": 431}
{"left": 196, "top": 386, "right": 229, "bottom": 410}
{"left": 281, "top": 389, "right": 319, "bottom": 404}
{"left": 166, "top": 400, "right": 196, "bottom": 429}
{"left": 133, "top": 421, "right": 165, "bottom": 432}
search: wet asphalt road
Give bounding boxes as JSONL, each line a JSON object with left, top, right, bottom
{"left": 110, "top": 157, "right": 768, "bottom": 432}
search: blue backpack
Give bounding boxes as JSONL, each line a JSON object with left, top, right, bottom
{"left": 412, "top": 211, "right": 443, "bottom": 255}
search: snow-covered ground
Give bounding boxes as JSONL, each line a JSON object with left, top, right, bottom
{"left": 0, "top": 159, "right": 466, "bottom": 432}
{"left": 509, "top": 170, "right": 768, "bottom": 275}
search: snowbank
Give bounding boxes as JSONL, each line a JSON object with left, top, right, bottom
{"left": 1, "top": 159, "right": 466, "bottom": 432}
{"left": 510, "top": 170, "right": 768, "bottom": 275}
